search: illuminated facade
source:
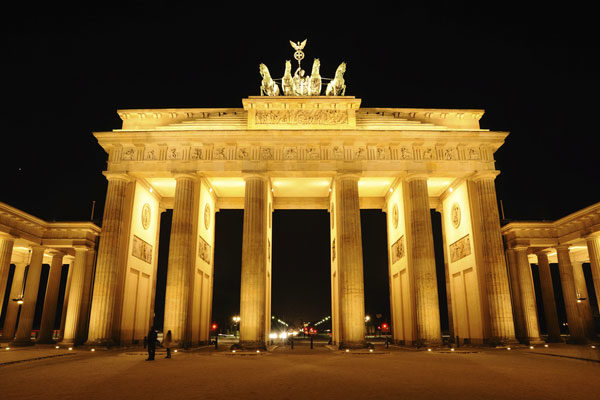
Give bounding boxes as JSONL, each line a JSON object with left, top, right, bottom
{"left": 87, "top": 95, "right": 518, "bottom": 349}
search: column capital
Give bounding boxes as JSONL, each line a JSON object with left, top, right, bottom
{"left": 242, "top": 172, "right": 268, "bottom": 182}
{"left": 471, "top": 170, "right": 500, "bottom": 182}
{"left": 556, "top": 244, "right": 571, "bottom": 252}
{"left": 102, "top": 172, "right": 132, "bottom": 182}
{"left": 0, "top": 232, "right": 17, "bottom": 241}
{"left": 583, "top": 231, "right": 600, "bottom": 240}
{"left": 335, "top": 172, "right": 361, "bottom": 182}
{"left": 404, "top": 172, "right": 429, "bottom": 182}
{"left": 173, "top": 172, "right": 198, "bottom": 181}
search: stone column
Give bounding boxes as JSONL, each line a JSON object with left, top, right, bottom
{"left": 514, "top": 248, "right": 542, "bottom": 344}
{"left": 0, "top": 262, "right": 26, "bottom": 341}
{"left": 536, "top": 251, "right": 562, "bottom": 342}
{"left": 571, "top": 260, "right": 595, "bottom": 338}
{"left": 505, "top": 248, "right": 526, "bottom": 340}
{"left": 0, "top": 237, "right": 15, "bottom": 319}
{"left": 87, "top": 174, "right": 131, "bottom": 346}
{"left": 473, "top": 173, "right": 516, "bottom": 344}
{"left": 586, "top": 234, "right": 600, "bottom": 314}
{"left": 77, "top": 249, "right": 97, "bottom": 344}
{"left": 12, "top": 246, "right": 45, "bottom": 346}
{"left": 238, "top": 175, "right": 269, "bottom": 349}
{"left": 57, "top": 256, "right": 74, "bottom": 341}
{"left": 164, "top": 174, "right": 197, "bottom": 347}
{"left": 336, "top": 174, "right": 367, "bottom": 348}
{"left": 58, "top": 248, "right": 88, "bottom": 346}
{"left": 405, "top": 174, "right": 441, "bottom": 345}
{"left": 556, "top": 245, "right": 587, "bottom": 343}
{"left": 38, "top": 252, "right": 65, "bottom": 343}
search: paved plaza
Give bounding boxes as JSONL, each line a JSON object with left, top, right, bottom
{"left": 1, "top": 344, "right": 599, "bottom": 400}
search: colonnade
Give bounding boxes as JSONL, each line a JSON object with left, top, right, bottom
{"left": 0, "top": 236, "right": 97, "bottom": 346}
{"left": 505, "top": 239, "right": 600, "bottom": 344}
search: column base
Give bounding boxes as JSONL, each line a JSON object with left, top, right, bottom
{"left": 522, "top": 338, "right": 545, "bottom": 345}
{"left": 85, "top": 338, "right": 118, "bottom": 348}
{"left": 231, "top": 341, "right": 267, "bottom": 351}
{"left": 339, "top": 340, "right": 372, "bottom": 350}
{"left": 413, "top": 338, "right": 443, "bottom": 348}
{"left": 485, "top": 336, "right": 519, "bottom": 346}
{"left": 10, "top": 339, "right": 35, "bottom": 347}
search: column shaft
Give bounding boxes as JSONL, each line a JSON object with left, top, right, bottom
{"left": 58, "top": 258, "right": 74, "bottom": 341}
{"left": 13, "top": 246, "right": 45, "bottom": 346}
{"left": 506, "top": 249, "right": 526, "bottom": 340}
{"left": 406, "top": 176, "right": 441, "bottom": 344}
{"left": 77, "top": 250, "right": 97, "bottom": 344}
{"left": 514, "top": 249, "right": 542, "bottom": 343}
{"left": 38, "top": 253, "right": 64, "bottom": 343}
{"left": 556, "top": 246, "right": 587, "bottom": 343}
{"left": 336, "top": 176, "right": 367, "bottom": 348}
{"left": 59, "top": 249, "right": 88, "bottom": 345}
{"left": 586, "top": 235, "right": 600, "bottom": 315}
{"left": 1, "top": 263, "right": 26, "bottom": 341}
{"left": 239, "top": 176, "right": 268, "bottom": 349}
{"left": 536, "top": 252, "right": 562, "bottom": 342}
{"left": 571, "top": 260, "right": 595, "bottom": 338}
{"left": 0, "top": 237, "right": 15, "bottom": 319}
{"left": 164, "top": 175, "right": 196, "bottom": 346}
{"left": 474, "top": 176, "right": 516, "bottom": 343}
{"left": 87, "top": 176, "right": 130, "bottom": 345}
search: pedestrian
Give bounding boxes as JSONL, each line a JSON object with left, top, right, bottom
{"left": 146, "top": 326, "right": 157, "bottom": 361}
{"left": 164, "top": 330, "right": 172, "bottom": 359}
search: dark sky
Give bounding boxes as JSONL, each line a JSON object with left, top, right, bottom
{"left": 1, "top": 3, "right": 598, "bottom": 330}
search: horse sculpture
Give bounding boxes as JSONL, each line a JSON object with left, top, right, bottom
{"left": 259, "top": 63, "right": 280, "bottom": 96}
{"left": 325, "top": 62, "right": 346, "bottom": 96}
{"left": 282, "top": 60, "right": 294, "bottom": 96}
{"left": 308, "top": 58, "right": 322, "bottom": 96}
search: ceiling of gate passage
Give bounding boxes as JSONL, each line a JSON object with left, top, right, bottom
{"left": 145, "top": 177, "right": 455, "bottom": 200}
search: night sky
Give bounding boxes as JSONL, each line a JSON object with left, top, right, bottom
{"left": 1, "top": 4, "right": 598, "bottom": 331}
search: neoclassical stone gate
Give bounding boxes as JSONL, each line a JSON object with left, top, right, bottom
{"left": 88, "top": 94, "right": 518, "bottom": 349}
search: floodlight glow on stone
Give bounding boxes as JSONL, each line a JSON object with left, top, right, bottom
{"left": 55, "top": 346, "right": 59, "bottom": 349}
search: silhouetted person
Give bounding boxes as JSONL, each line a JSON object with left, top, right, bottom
{"left": 164, "top": 330, "right": 172, "bottom": 359}
{"left": 146, "top": 326, "right": 157, "bottom": 361}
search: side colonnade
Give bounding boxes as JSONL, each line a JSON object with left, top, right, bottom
{"left": 0, "top": 202, "right": 99, "bottom": 346}
{"left": 502, "top": 202, "right": 600, "bottom": 344}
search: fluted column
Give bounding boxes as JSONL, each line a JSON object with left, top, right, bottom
{"left": 239, "top": 175, "right": 269, "bottom": 349}
{"left": 536, "top": 251, "right": 562, "bottom": 342}
{"left": 405, "top": 174, "right": 441, "bottom": 345}
{"left": 506, "top": 248, "right": 526, "bottom": 340}
{"left": 336, "top": 174, "right": 367, "bottom": 348}
{"left": 514, "top": 248, "right": 542, "bottom": 343}
{"left": 77, "top": 249, "right": 96, "bottom": 344}
{"left": 57, "top": 256, "right": 74, "bottom": 341}
{"left": 586, "top": 234, "right": 600, "bottom": 315}
{"left": 571, "top": 260, "right": 595, "bottom": 338}
{"left": 58, "top": 248, "right": 88, "bottom": 346}
{"left": 0, "top": 262, "right": 26, "bottom": 341}
{"left": 12, "top": 246, "right": 45, "bottom": 346}
{"left": 0, "top": 237, "right": 15, "bottom": 319}
{"left": 38, "top": 252, "right": 65, "bottom": 343}
{"left": 164, "top": 174, "right": 197, "bottom": 347}
{"left": 556, "top": 245, "right": 587, "bottom": 343}
{"left": 87, "top": 174, "right": 131, "bottom": 346}
{"left": 473, "top": 173, "right": 516, "bottom": 344}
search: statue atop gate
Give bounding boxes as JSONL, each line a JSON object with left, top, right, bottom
{"left": 259, "top": 39, "right": 346, "bottom": 96}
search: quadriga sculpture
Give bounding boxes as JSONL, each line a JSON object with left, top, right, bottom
{"left": 326, "top": 62, "right": 346, "bottom": 96}
{"left": 308, "top": 58, "right": 322, "bottom": 96}
{"left": 259, "top": 63, "right": 280, "bottom": 96}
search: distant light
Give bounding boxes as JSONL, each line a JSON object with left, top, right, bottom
{"left": 507, "top": 347, "right": 511, "bottom": 350}
{"left": 271, "top": 188, "right": 274, "bottom": 192}
{"left": 232, "top": 350, "right": 236, "bottom": 353}
{"left": 5, "top": 347, "right": 10, "bottom": 350}
{"left": 149, "top": 187, "right": 153, "bottom": 193}
{"left": 17, "top": 300, "right": 24, "bottom": 305}
{"left": 427, "top": 348, "right": 432, "bottom": 352}
{"left": 174, "top": 349, "right": 178, "bottom": 353}
{"left": 345, "top": 349, "right": 350, "bottom": 353}
{"left": 577, "top": 299, "right": 582, "bottom": 303}
{"left": 269, "top": 333, "right": 277, "bottom": 339}
{"left": 91, "top": 349, "right": 95, "bottom": 352}
{"left": 209, "top": 188, "right": 213, "bottom": 193}
{"left": 68, "top": 347, "right": 73, "bottom": 351}
{"left": 544, "top": 344, "right": 548, "bottom": 348}
{"left": 55, "top": 346, "right": 60, "bottom": 349}
{"left": 450, "top": 348, "right": 455, "bottom": 352}
{"left": 449, "top": 187, "right": 453, "bottom": 193}
{"left": 592, "top": 345, "right": 596, "bottom": 349}
{"left": 329, "top": 188, "right": 332, "bottom": 192}
{"left": 279, "top": 332, "right": 288, "bottom": 339}
{"left": 529, "top": 346, "right": 534, "bottom": 349}
{"left": 369, "top": 349, "right": 373, "bottom": 352}
{"left": 389, "top": 188, "right": 393, "bottom": 193}
{"left": 256, "top": 350, "right": 260, "bottom": 353}
{"left": 365, "top": 315, "right": 370, "bottom": 322}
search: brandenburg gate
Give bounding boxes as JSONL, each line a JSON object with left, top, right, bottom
{"left": 85, "top": 42, "right": 524, "bottom": 349}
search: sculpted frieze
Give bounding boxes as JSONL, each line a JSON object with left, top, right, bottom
{"left": 422, "top": 147, "right": 435, "bottom": 160}
{"left": 167, "top": 147, "right": 180, "bottom": 160}
{"left": 391, "top": 235, "right": 405, "bottom": 264}
{"left": 198, "top": 235, "right": 211, "bottom": 264}
{"left": 331, "top": 146, "right": 344, "bottom": 160}
{"left": 399, "top": 146, "right": 412, "bottom": 160}
{"left": 376, "top": 146, "right": 390, "bottom": 160}
{"left": 283, "top": 147, "right": 298, "bottom": 160}
{"left": 254, "top": 109, "right": 348, "bottom": 125}
{"left": 260, "top": 147, "right": 274, "bottom": 160}
{"left": 214, "top": 147, "right": 227, "bottom": 160}
{"left": 449, "top": 234, "right": 471, "bottom": 263}
{"left": 236, "top": 147, "right": 250, "bottom": 160}
{"left": 443, "top": 148, "right": 458, "bottom": 160}
{"left": 354, "top": 147, "right": 367, "bottom": 160}
{"left": 468, "top": 148, "right": 481, "bottom": 160}
{"left": 306, "top": 146, "right": 320, "bottom": 160}
{"left": 145, "top": 148, "right": 157, "bottom": 160}
{"left": 190, "top": 147, "right": 203, "bottom": 160}
{"left": 122, "top": 148, "right": 136, "bottom": 161}
{"left": 132, "top": 235, "right": 152, "bottom": 264}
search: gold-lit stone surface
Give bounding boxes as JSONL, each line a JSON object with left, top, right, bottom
{"left": 0, "top": 237, "right": 14, "bottom": 319}
{"left": 38, "top": 252, "right": 65, "bottom": 344}
{"left": 59, "top": 248, "right": 88, "bottom": 346}
{"left": 12, "top": 246, "right": 45, "bottom": 346}
{"left": 0, "top": 263, "right": 26, "bottom": 341}
{"left": 514, "top": 248, "right": 542, "bottom": 344}
{"left": 536, "top": 252, "right": 562, "bottom": 342}
{"left": 556, "top": 246, "right": 587, "bottom": 343}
